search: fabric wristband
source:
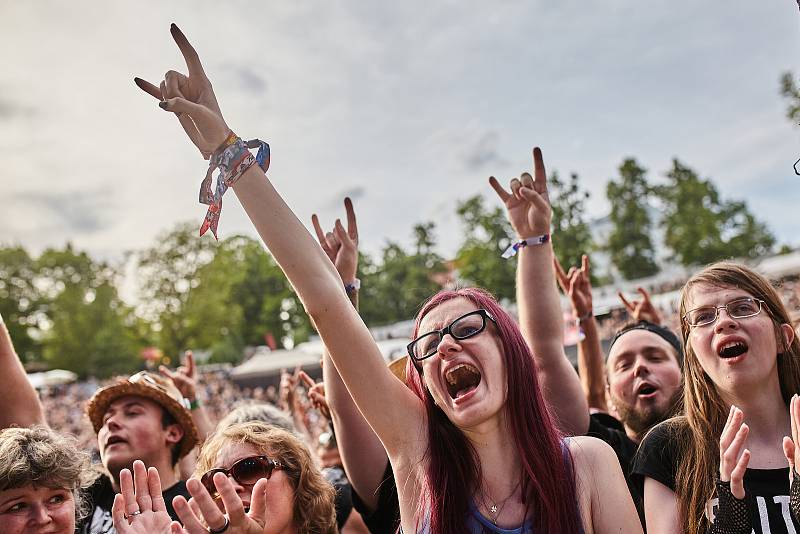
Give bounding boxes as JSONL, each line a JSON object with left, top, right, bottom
{"left": 344, "top": 278, "right": 361, "bottom": 294}
{"left": 501, "top": 234, "right": 550, "bottom": 259}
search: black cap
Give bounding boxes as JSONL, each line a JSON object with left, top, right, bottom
{"left": 608, "top": 321, "right": 683, "bottom": 366}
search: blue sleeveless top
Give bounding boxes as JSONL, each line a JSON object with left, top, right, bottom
{"left": 402, "top": 440, "right": 584, "bottom": 534}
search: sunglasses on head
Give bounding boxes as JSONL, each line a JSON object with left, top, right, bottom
{"left": 201, "top": 455, "right": 284, "bottom": 498}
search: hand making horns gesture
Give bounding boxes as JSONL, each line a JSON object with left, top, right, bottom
{"left": 489, "top": 147, "right": 551, "bottom": 239}
{"left": 134, "top": 24, "right": 230, "bottom": 158}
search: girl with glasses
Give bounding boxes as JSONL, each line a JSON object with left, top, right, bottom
{"left": 633, "top": 262, "right": 800, "bottom": 533}
{"left": 135, "top": 25, "right": 639, "bottom": 534}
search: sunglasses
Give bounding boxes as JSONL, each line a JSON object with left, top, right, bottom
{"left": 201, "top": 455, "right": 284, "bottom": 498}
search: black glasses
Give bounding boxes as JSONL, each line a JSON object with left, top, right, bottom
{"left": 683, "top": 297, "right": 765, "bottom": 328}
{"left": 201, "top": 456, "right": 284, "bottom": 498}
{"left": 407, "top": 309, "right": 496, "bottom": 362}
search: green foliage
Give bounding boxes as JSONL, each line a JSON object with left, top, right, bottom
{"left": 0, "top": 246, "right": 40, "bottom": 363}
{"left": 549, "top": 171, "right": 595, "bottom": 279}
{"left": 359, "top": 223, "right": 446, "bottom": 326}
{"left": 780, "top": 71, "right": 800, "bottom": 124}
{"left": 454, "top": 196, "right": 516, "bottom": 302}
{"left": 36, "top": 245, "right": 142, "bottom": 377}
{"left": 606, "top": 159, "right": 659, "bottom": 280}
{"left": 656, "top": 159, "right": 775, "bottom": 265}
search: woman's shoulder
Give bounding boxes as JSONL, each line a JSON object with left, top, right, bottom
{"left": 566, "top": 435, "right": 624, "bottom": 477}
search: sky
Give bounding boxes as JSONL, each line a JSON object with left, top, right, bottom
{"left": 2, "top": 1, "right": 799, "bottom": 270}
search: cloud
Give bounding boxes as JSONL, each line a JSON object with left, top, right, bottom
{"left": 222, "top": 64, "right": 268, "bottom": 94}
{"left": 0, "top": 96, "right": 35, "bottom": 119}
{"left": 12, "top": 189, "right": 113, "bottom": 234}
{"left": 462, "top": 130, "right": 507, "bottom": 170}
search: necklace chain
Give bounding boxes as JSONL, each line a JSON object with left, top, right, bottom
{"left": 478, "top": 479, "right": 521, "bottom": 525}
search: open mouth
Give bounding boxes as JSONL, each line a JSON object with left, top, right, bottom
{"left": 718, "top": 341, "right": 748, "bottom": 359}
{"left": 444, "top": 363, "right": 482, "bottom": 400}
{"left": 636, "top": 383, "right": 657, "bottom": 396}
{"left": 105, "top": 436, "right": 127, "bottom": 449}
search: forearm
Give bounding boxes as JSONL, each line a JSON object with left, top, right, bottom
{"left": 0, "top": 321, "right": 45, "bottom": 428}
{"left": 324, "top": 348, "right": 389, "bottom": 511}
{"left": 231, "top": 168, "right": 421, "bottom": 450}
{"left": 577, "top": 318, "right": 608, "bottom": 413}
{"left": 517, "top": 245, "right": 588, "bottom": 435}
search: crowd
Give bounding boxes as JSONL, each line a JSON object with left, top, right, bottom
{"left": 2, "top": 24, "right": 800, "bottom": 534}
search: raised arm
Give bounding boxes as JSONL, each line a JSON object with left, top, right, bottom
{"left": 554, "top": 255, "right": 608, "bottom": 415}
{"left": 312, "top": 199, "right": 391, "bottom": 511}
{"left": 618, "top": 287, "right": 662, "bottom": 325}
{"left": 135, "top": 25, "right": 423, "bottom": 458}
{"left": 0, "top": 312, "right": 45, "bottom": 428}
{"left": 489, "top": 149, "right": 588, "bottom": 435}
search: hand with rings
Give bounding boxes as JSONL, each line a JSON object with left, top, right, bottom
{"left": 112, "top": 460, "right": 172, "bottom": 534}
{"left": 171, "top": 474, "right": 269, "bottom": 534}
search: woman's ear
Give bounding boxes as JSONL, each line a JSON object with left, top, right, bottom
{"left": 780, "top": 323, "right": 796, "bottom": 353}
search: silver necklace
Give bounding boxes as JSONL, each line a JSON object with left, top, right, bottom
{"left": 478, "top": 479, "right": 521, "bottom": 525}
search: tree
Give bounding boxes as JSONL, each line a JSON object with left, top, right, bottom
{"left": 0, "top": 246, "right": 40, "bottom": 363}
{"left": 606, "top": 159, "right": 659, "bottom": 280}
{"left": 780, "top": 72, "right": 800, "bottom": 124}
{"left": 656, "top": 159, "right": 774, "bottom": 265}
{"left": 36, "top": 245, "right": 142, "bottom": 377}
{"left": 134, "top": 223, "right": 218, "bottom": 359}
{"left": 549, "top": 171, "right": 595, "bottom": 278}
{"left": 453, "top": 195, "right": 517, "bottom": 302}
{"left": 359, "top": 223, "right": 446, "bottom": 326}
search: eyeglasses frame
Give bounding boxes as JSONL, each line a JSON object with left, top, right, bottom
{"left": 683, "top": 297, "right": 766, "bottom": 328}
{"left": 200, "top": 455, "right": 284, "bottom": 498}
{"left": 407, "top": 309, "right": 497, "bottom": 362}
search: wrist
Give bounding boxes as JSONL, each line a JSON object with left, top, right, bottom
{"left": 344, "top": 278, "right": 361, "bottom": 295}
{"left": 188, "top": 397, "right": 201, "bottom": 410}
{"left": 575, "top": 310, "right": 593, "bottom": 322}
{"left": 501, "top": 234, "right": 550, "bottom": 259}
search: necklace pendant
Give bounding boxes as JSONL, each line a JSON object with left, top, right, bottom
{"left": 490, "top": 505, "right": 498, "bottom": 514}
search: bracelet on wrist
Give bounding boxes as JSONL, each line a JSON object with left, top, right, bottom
{"left": 344, "top": 278, "right": 361, "bottom": 295}
{"left": 576, "top": 311, "right": 593, "bottom": 323}
{"left": 198, "top": 132, "right": 271, "bottom": 240}
{"left": 188, "top": 397, "right": 202, "bottom": 410}
{"left": 501, "top": 234, "right": 550, "bottom": 259}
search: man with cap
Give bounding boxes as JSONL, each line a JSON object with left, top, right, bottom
{"left": 81, "top": 371, "right": 199, "bottom": 534}
{"left": 547, "top": 256, "right": 683, "bottom": 527}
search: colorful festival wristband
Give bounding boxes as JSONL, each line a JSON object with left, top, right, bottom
{"left": 198, "top": 133, "right": 271, "bottom": 239}
{"left": 501, "top": 234, "right": 550, "bottom": 259}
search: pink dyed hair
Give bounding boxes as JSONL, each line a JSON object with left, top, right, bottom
{"left": 404, "top": 287, "right": 582, "bottom": 534}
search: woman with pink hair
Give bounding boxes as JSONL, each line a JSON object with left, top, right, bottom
{"left": 135, "top": 25, "right": 640, "bottom": 534}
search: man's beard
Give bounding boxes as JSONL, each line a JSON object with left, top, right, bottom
{"left": 612, "top": 388, "right": 682, "bottom": 438}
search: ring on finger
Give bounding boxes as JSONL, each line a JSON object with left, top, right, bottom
{"left": 125, "top": 510, "right": 143, "bottom": 519}
{"left": 207, "top": 516, "right": 230, "bottom": 533}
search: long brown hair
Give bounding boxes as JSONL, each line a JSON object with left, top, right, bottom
{"left": 674, "top": 262, "right": 800, "bottom": 533}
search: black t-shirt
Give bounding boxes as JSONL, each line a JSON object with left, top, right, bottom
{"left": 322, "top": 465, "right": 354, "bottom": 528}
{"left": 586, "top": 413, "right": 645, "bottom": 525}
{"left": 350, "top": 461, "right": 401, "bottom": 534}
{"left": 632, "top": 420, "right": 799, "bottom": 534}
{"left": 79, "top": 474, "right": 189, "bottom": 534}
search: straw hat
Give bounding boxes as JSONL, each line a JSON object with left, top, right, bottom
{"left": 86, "top": 371, "right": 199, "bottom": 459}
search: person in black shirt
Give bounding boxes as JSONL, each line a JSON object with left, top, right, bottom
{"left": 632, "top": 262, "right": 800, "bottom": 534}
{"left": 549, "top": 256, "right": 683, "bottom": 526}
{"left": 80, "top": 371, "right": 199, "bottom": 534}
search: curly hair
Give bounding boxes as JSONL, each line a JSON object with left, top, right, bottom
{"left": 194, "top": 421, "right": 337, "bottom": 534}
{"left": 0, "top": 426, "right": 99, "bottom": 522}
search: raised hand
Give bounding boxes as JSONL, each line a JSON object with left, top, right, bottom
{"left": 311, "top": 197, "right": 359, "bottom": 284}
{"left": 112, "top": 460, "right": 172, "bottom": 534}
{"left": 134, "top": 24, "right": 229, "bottom": 158}
{"left": 299, "top": 370, "right": 331, "bottom": 420}
{"left": 554, "top": 254, "right": 593, "bottom": 319}
{"left": 160, "top": 350, "right": 198, "bottom": 402}
{"left": 172, "top": 476, "right": 268, "bottom": 534}
{"left": 783, "top": 395, "right": 800, "bottom": 519}
{"left": 719, "top": 406, "right": 750, "bottom": 500}
{"left": 489, "top": 147, "right": 551, "bottom": 239}
{"left": 618, "top": 287, "right": 662, "bottom": 325}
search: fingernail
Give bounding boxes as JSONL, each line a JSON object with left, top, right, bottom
{"left": 158, "top": 101, "right": 169, "bottom": 110}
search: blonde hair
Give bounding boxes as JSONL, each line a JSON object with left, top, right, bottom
{"left": 0, "top": 426, "right": 99, "bottom": 521}
{"left": 673, "top": 262, "right": 800, "bottom": 533}
{"left": 195, "top": 421, "right": 337, "bottom": 534}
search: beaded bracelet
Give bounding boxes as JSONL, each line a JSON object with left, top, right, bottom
{"left": 199, "top": 132, "right": 271, "bottom": 239}
{"left": 501, "top": 234, "right": 550, "bottom": 259}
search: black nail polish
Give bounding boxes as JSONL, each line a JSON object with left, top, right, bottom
{"left": 158, "top": 101, "right": 169, "bottom": 110}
